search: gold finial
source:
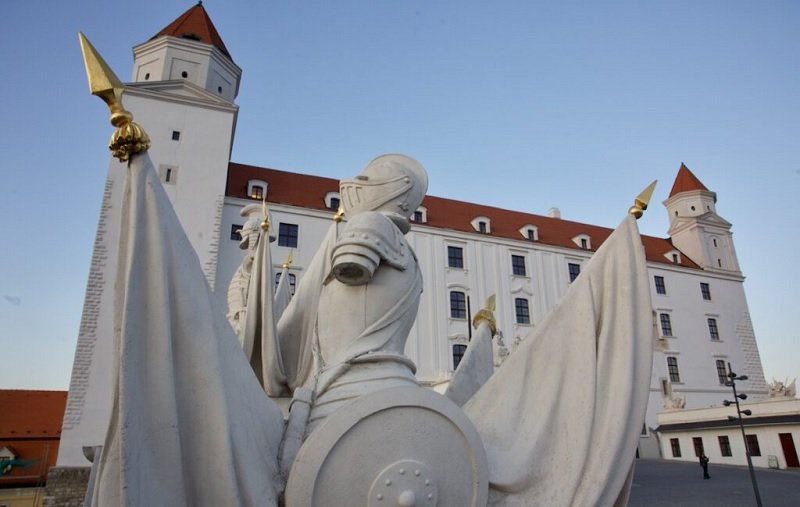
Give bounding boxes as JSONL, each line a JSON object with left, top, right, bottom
{"left": 282, "top": 251, "right": 294, "bottom": 269}
{"left": 472, "top": 295, "right": 497, "bottom": 336}
{"left": 628, "top": 180, "right": 657, "bottom": 219}
{"left": 260, "top": 197, "right": 271, "bottom": 230}
{"left": 79, "top": 33, "right": 150, "bottom": 161}
{"left": 333, "top": 206, "right": 345, "bottom": 223}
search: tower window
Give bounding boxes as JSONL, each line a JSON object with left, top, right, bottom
{"left": 660, "top": 313, "right": 673, "bottom": 337}
{"left": 218, "top": 86, "right": 223, "bottom": 93}
{"left": 708, "top": 318, "right": 720, "bottom": 341}
{"left": 165, "top": 168, "right": 173, "bottom": 183}
{"left": 700, "top": 283, "right": 712, "bottom": 301}
{"left": 171, "top": 130, "right": 181, "bottom": 141}
{"left": 278, "top": 223, "right": 298, "bottom": 248}
{"left": 452, "top": 344, "right": 467, "bottom": 370}
{"left": 145, "top": 72, "right": 150, "bottom": 80}
{"left": 181, "top": 71, "right": 188, "bottom": 78}
{"left": 450, "top": 291, "right": 467, "bottom": 319}
{"left": 667, "top": 356, "right": 681, "bottom": 383}
{"left": 716, "top": 360, "right": 728, "bottom": 384}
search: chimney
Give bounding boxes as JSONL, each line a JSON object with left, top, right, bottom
{"left": 547, "top": 207, "right": 561, "bottom": 219}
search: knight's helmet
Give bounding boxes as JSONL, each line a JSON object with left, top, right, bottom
{"left": 339, "top": 154, "right": 428, "bottom": 220}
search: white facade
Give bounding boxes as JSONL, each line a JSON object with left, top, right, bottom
{"left": 59, "top": 6, "right": 769, "bottom": 466}
{"left": 656, "top": 398, "right": 800, "bottom": 469}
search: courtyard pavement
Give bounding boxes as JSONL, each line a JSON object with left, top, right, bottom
{"left": 628, "top": 459, "right": 800, "bottom": 507}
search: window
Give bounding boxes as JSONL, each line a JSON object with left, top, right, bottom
{"left": 667, "top": 356, "right": 681, "bottom": 383}
{"left": 450, "top": 291, "right": 467, "bottom": 319}
{"left": 478, "top": 221, "right": 487, "bottom": 233}
{"left": 324, "top": 192, "right": 341, "bottom": 210}
{"left": 413, "top": 210, "right": 424, "bottom": 223}
{"left": 716, "top": 360, "right": 728, "bottom": 385}
{"left": 718, "top": 436, "right": 732, "bottom": 457}
{"left": 278, "top": 223, "right": 298, "bottom": 248}
{"left": 515, "top": 298, "right": 531, "bottom": 324}
{"left": 165, "top": 167, "right": 173, "bottom": 183}
{"left": 660, "top": 313, "right": 673, "bottom": 337}
{"left": 511, "top": 255, "right": 526, "bottom": 276}
{"left": 452, "top": 344, "right": 467, "bottom": 370}
{"left": 527, "top": 229, "right": 536, "bottom": 241}
{"left": 520, "top": 225, "right": 538, "bottom": 242}
{"left": 171, "top": 130, "right": 180, "bottom": 141}
{"left": 471, "top": 216, "right": 490, "bottom": 233}
{"left": 672, "top": 253, "right": 679, "bottom": 264}
{"left": 250, "top": 185, "right": 264, "bottom": 200}
{"left": 700, "top": 283, "right": 712, "bottom": 301}
{"left": 230, "top": 224, "right": 243, "bottom": 241}
{"left": 447, "top": 246, "right": 464, "bottom": 269}
{"left": 568, "top": 263, "right": 581, "bottom": 283}
{"left": 329, "top": 197, "right": 340, "bottom": 210}
{"left": 274, "top": 272, "right": 297, "bottom": 295}
{"left": 745, "top": 435, "right": 761, "bottom": 457}
{"left": 654, "top": 276, "right": 666, "bottom": 295}
{"left": 581, "top": 238, "right": 588, "bottom": 249}
{"left": 708, "top": 318, "right": 720, "bottom": 341}
{"left": 670, "top": 438, "right": 682, "bottom": 458}
{"left": 693, "top": 437, "right": 704, "bottom": 457}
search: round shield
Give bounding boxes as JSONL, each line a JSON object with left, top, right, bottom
{"left": 285, "top": 385, "right": 488, "bottom": 507}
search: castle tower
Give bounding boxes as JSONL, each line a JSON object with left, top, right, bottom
{"left": 57, "top": 4, "right": 239, "bottom": 467}
{"left": 663, "top": 164, "right": 742, "bottom": 274}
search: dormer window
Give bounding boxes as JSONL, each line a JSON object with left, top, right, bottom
{"left": 324, "top": 192, "right": 341, "bottom": 210}
{"left": 519, "top": 225, "right": 538, "bottom": 241}
{"left": 665, "top": 249, "right": 682, "bottom": 265}
{"left": 247, "top": 179, "right": 268, "bottom": 200}
{"left": 470, "top": 216, "right": 491, "bottom": 234}
{"left": 572, "top": 234, "right": 592, "bottom": 250}
{"left": 411, "top": 206, "right": 427, "bottom": 223}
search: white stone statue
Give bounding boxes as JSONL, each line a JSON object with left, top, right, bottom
{"left": 94, "top": 149, "right": 654, "bottom": 507}
{"left": 226, "top": 204, "right": 267, "bottom": 336}
{"left": 768, "top": 377, "right": 797, "bottom": 398}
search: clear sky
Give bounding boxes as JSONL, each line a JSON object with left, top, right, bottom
{"left": 0, "top": 1, "right": 797, "bottom": 390}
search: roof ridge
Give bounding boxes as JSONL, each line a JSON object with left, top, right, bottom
{"left": 151, "top": 2, "right": 232, "bottom": 60}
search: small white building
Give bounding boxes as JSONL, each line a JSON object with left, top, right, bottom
{"left": 656, "top": 397, "right": 800, "bottom": 469}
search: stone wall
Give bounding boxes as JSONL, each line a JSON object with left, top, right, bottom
{"left": 43, "top": 467, "right": 90, "bottom": 507}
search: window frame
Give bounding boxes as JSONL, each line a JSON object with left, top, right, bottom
{"left": 700, "top": 282, "right": 712, "bottom": 301}
{"left": 718, "top": 435, "right": 732, "bottom": 457}
{"left": 692, "top": 437, "right": 705, "bottom": 457}
{"left": 660, "top": 313, "right": 673, "bottom": 337}
{"left": 278, "top": 223, "right": 299, "bottom": 248}
{"left": 514, "top": 297, "right": 531, "bottom": 325}
{"left": 670, "top": 438, "right": 682, "bottom": 458}
{"left": 452, "top": 344, "right": 467, "bottom": 370}
{"left": 447, "top": 246, "right": 464, "bottom": 269}
{"left": 667, "top": 356, "right": 681, "bottom": 383}
{"left": 511, "top": 255, "right": 526, "bottom": 276}
{"left": 745, "top": 434, "right": 761, "bottom": 457}
{"left": 708, "top": 318, "right": 720, "bottom": 341}
{"left": 654, "top": 275, "right": 666, "bottom": 295}
{"left": 230, "top": 224, "right": 243, "bottom": 241}
{"left": 716, "top": 360, "right": 728, "bottom": 385}
{"left": 449, "top": 290, "right": 467, "bottom": 319}
{"left": 568, "top": 262, "right": 581, "bottom": 283}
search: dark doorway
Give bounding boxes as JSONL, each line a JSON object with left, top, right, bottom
{"left": 779, "top": 433, "right": 799, "bottom": 467}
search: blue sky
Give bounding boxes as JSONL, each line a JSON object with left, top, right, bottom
{"left": 0, "top": 1, "right": 798, "bottom": 389}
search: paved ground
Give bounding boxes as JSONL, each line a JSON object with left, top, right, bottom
{"left": 628, "top": 459, "right": 800, "bottom": 507}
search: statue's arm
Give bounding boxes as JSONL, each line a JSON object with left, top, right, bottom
{"left": 329, "top": 212, "right": 400, "bottom": 285}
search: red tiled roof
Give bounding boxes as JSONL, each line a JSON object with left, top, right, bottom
{"left": 669, "top": 163, "right": 709, "bottom": 197}
{"left": 151, "top": 2, "right": 232, "bottom": 60}
{"left": 0, "top": 390, "right": 67, "bottom": 439}
{"left": 0, "top": 390, "right": 66, "bottom": 487}
{"left": 226, "top": 162, "right": 701, "bottom": 269}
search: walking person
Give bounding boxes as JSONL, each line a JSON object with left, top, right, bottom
{"left": 699, "top": 453, "right": 711, "bottom": 479}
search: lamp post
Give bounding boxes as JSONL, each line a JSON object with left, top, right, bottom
{"left": 723, "top": 362, "right": 762, "bottom": 507}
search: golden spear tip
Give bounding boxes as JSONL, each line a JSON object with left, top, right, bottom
{"left": 629, "top": 180, "right": 658, "bottom": 219}
{"left": 282, "top": 251, "right": 294, "bottom": 269}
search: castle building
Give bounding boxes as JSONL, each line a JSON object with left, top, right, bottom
{"left": 58, "top": 3, "right": 768, "bottom": 469}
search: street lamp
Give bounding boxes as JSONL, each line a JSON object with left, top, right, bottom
{"left": 724, "top": 362, "right": 762, "bottom": 507}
